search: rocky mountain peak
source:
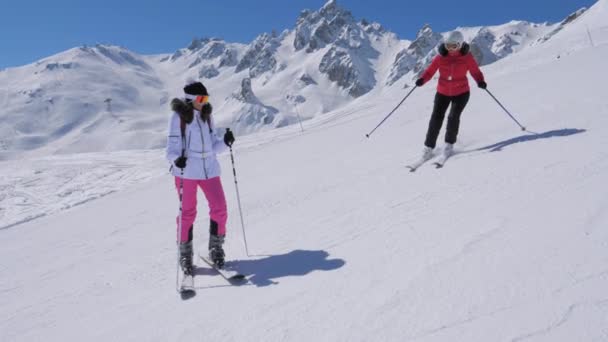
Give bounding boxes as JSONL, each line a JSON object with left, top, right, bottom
{"left": 293, "top": 0, "right": 357, "bottom": 52}
{"left": 232, "top": 78, "right": 258, "bottom": 104}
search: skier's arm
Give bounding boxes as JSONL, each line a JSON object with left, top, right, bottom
{"left": 421, "top": 55, "right": 441, "bottom": 84}
{"left": 466, "top": 54, "right": 485, "bottom": 83}
{"left": 210, "top": 117, "right": 228, "bottom": 154}
{"left": 165, "top": 113, "right": 183, "bottom": 164}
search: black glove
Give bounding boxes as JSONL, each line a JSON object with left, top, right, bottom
{"left": 477, "top": 81, "right": 487, "bottom": 89}
{"left": 174, "top": 156, "right": 187, "bottom": 169}
{"left": 415, "top": 78, "right": 424, "bottom": 87}
{"left": 224, "top": 129, "right": 235, "bottom": 147}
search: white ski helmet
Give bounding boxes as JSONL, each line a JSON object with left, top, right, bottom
{"left": 445, "top": 31, "right": 464, "bottom": 45}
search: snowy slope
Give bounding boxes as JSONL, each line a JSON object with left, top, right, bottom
{"left": 1, "top": 1, "right": 608, "bottom": 340}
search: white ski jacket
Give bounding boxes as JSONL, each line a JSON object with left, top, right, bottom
{"left": 165, "top": 110, "right": 227, "bottom": 180}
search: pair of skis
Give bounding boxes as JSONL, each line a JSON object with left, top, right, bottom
{"left": 179, "top": 254, "right": 246, "bottom": 299}
{"left": 406, "top": 150, "right": 453, "bottom": 172}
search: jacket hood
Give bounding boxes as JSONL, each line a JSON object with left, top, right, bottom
{"left": 170, "top": 98, "right": 194, "bottom": 124}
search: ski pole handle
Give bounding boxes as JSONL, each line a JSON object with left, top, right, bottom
{"left": 225, "top": 128, "right": 235, "bottom": 147}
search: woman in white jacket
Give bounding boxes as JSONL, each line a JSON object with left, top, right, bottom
{"left": 166, "top": 81, "right": 235, "bottom": 275}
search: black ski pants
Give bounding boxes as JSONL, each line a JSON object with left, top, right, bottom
{"left": 424, "top": 91, "right": 470, "bottom": 149}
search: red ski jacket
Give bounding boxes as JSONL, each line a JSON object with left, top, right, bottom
{"left": 420, "top": 46, "right": 485, "bottom": 96}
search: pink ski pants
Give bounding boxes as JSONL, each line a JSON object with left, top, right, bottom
{"left": 174, "top": 176, "right": 228, "bottom": 242}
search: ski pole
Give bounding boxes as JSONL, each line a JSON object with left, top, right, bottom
{"left": 365, "top": 86, "right": 417, "bottom": 138}
{"left": 227, "top": 129, "right": 250, "bottom": 257}
{"left": 175, "top": 132, "right": 187, "bottom": 292}
{"left": 176, "top": 168, "right": 184, "bottom": 293}
{"left": 485, "top": 89, "right": 527, "bottom": 131}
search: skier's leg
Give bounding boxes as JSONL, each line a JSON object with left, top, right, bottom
{"left": 424, "top": 92, "right": 451, "bottom": 149}
{"left": 199, "top": 177, "right": 228, "bottom": 236}
{"left": 199, "top": 177, "right": 228, "bottom": 266}
{"left": 174, "top": 177, "right": 197, "bottom": 243}
{"left": 445, "top": 91, "right": 470, "bottom": 145}
{"left": 175, "top": 177, "right": 198, "bottom": 275}
{"left": 178, "top": 240, "right": 194, "bottom": 275}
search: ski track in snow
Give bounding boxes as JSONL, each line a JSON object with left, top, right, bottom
{"left": 511, "top": 300, "right": 608, "bottom": 342}
{"left": 0, "top": 150, "right": 166, "bottom": 230}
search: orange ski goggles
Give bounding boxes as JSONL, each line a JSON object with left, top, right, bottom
{"left": 195, "top": 95, "right": 209, "bottom": 104}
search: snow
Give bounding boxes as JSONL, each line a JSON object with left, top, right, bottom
{"left": 0, "top": 150, "right": 165, "bottom": 230}
{"left": 1, "top": 0, "right": 608, "bottom": 341}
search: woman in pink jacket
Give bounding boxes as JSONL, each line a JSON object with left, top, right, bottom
{"left": 415, "top": 31, "right": 487, "bottom": 159}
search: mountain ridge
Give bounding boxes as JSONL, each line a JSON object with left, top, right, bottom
{"left": 0, "top": 0, "right": 594, "bottom": 159}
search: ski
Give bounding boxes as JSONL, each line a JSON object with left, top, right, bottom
{"left": 199, "top": 254, "right": 247, "bottom": 283}
{"left": 179, "top": 273, "right": 196, "bottom": 300}
{"left": 433, "top": 152, "right": 454, "bottom": 169}
{"left": 406, "top": 155, "right": 433, "bottom": 172}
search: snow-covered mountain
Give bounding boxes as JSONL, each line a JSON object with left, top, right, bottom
{"left": 0, "top": 45, "right": 169, "bottom": 158}
{"left": 0, "top": 0, "right": 597, "bottom": 159}
{"left": 2, "top": 0, "right": 608, "bottom": 340}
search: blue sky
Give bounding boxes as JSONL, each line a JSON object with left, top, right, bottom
{"left": 0, "top": 0, "right": 597, "bottom": 69}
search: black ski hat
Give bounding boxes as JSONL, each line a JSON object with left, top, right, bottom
{"left": 184, "top": 81, "right": 209, "bottom": 97}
